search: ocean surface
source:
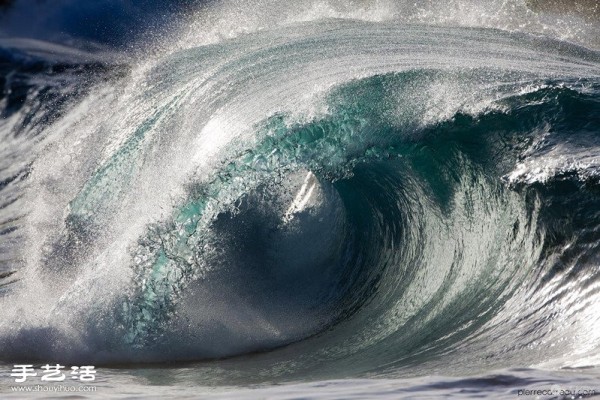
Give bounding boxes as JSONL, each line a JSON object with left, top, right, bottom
{"left": 1, "top": 0, "right": 600, "bottom": 398}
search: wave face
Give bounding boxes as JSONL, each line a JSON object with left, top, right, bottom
{"left": 1, "top": 2, "right": 600, "bottom": 388}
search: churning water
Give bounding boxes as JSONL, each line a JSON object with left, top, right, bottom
{"left": 1, "top": 0, "right": 600, "bottom": 398}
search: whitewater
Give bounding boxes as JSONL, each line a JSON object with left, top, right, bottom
{"left": 1, "top": 0, "right": 600, "bottom": 398}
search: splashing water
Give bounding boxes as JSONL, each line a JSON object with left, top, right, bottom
{"left": 1, "top": 0, "right": 600, "bottom": 398}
